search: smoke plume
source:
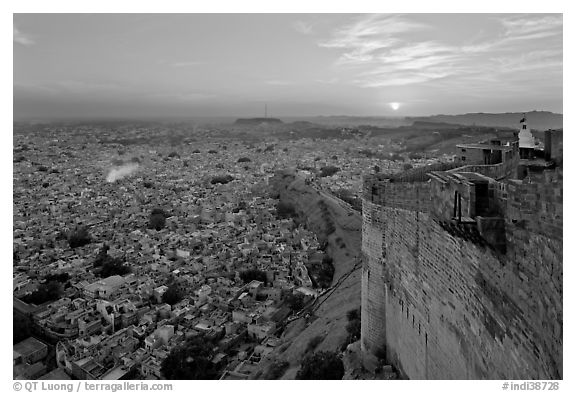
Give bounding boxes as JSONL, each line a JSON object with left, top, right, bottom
{"left": 106, "top": 163, "right": 139, "bottom": 183}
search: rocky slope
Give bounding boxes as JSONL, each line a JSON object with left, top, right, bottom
{"left": 256, "top": 169, "right": 363, "bottom": 379}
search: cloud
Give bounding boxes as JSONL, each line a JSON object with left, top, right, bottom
{"left": 319, "top": 14, "right": 562, "bottom": 90}
{"left": 293, "top": 20, "right": 314, "bottom": 35}
{"left": 319, "top": 14, "right": 428, "bottom": 52}
{"left": 498, "top": 14, "right": 562, "bottom": 42}
{"left": 14, "top": 26, "right": 34, "bottom": 46}
{"left": 462, "top": 14, "right": 562, "bottom": 53}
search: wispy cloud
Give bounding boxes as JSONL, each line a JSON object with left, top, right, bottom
{"left": 498, "top": 14, "right": 562, "bottom": 42}
{"left": 293, "top": 20, "right": 314, "bottom": 35}
{"left": 14, "top": 26, "right": 34, "bottom": 46}
{"left": 319, "top": 14, "right": 562, "bottom": 90}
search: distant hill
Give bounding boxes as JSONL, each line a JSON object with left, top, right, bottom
{"left": 291, "top": 116, "right": 409, "bottom": 128}
{"left": 234, "top": 117, "right": 283, "bottom": 126}
{"left": 408, "top": 120, "right": 463, "bottom": 129}
{"left": 409, "top": 111, "right": 562, "bottom": 131}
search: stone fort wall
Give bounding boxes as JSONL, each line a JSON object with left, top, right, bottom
{"left": 360, "top": 169, "right": 562, "bottom": 379}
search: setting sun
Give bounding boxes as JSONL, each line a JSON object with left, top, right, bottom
{"left": 389, "top": 102, "right": 401, "bottom": 111}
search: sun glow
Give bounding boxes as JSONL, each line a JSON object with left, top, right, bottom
{"left": 389, "top": 102, "right": 401, "bottom": 111}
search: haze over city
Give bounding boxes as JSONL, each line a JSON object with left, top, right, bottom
{"left": 14, "top": 13, "right": 562, "bottom": 120}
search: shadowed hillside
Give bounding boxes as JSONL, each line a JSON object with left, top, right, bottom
{"left": 255, "top": 170, "right": 362, "bottom": 379}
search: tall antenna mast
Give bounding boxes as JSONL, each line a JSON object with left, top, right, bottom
{"left": 265, "top": 103, "right": 268, "bottom": 118}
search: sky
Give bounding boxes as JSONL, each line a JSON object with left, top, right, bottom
{"left": 13, "top": 13, "right": 563, "bottom": 119}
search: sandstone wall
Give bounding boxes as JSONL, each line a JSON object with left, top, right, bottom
{"left": 361, "top": 170, "right": 562, "bottom": 379}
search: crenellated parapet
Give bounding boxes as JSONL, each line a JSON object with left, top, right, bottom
{"left": 362, "top": 162, "right": 466, "bottom": 213}
{"left": 364, "top": 161, "right": 562, "bottom": 251}
{"left": 363, "top": 175, "right": 431, "bottom": 213}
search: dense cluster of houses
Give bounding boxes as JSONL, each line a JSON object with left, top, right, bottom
{"left": 13, "top": 123, "right": 448, "bottom": 380}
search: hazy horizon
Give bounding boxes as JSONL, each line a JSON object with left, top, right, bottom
{"left": 14, "top": 13, "right": 563, "bottom": 120}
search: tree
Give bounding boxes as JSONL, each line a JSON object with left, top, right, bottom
{"left": 296, "top": 351, "right": 344, "bottom": 380}
{"left": 285, "top": 293, "right": 305, "bottom": 311}
{"left": 210, "top": 175, "right": 234, "bottom": 185}
{"left": 68, "top": 226, "right": 91, "bottom": 249}
{"left": 346, "top": 319, "right": 361, "bottom": 342}
{"left": 93, "top": 244, "right": 130, "bottom": 278}
{"left": 94, "top": 244, "right": 110, "bottom": 268}
{"left": 346, "top": 307, "right": 361, "bottom": 322}
{"left": 97, "top": 256, "right": 130, "bottom": 278}
{"left": 163, "top": 284, "right": 183, "bottom": 305}
{"left": 276, "top": 201, "right": 297, "bottom": 219}
{"left": 161, "top": 336, "right": 217, "bottom": 379}
{"left": 149, "top": 214, "right": 166, "bottom": 230}
{"left": 239, "top": 269, "right": 267, "bottom": 284}
{"left": 316, "top": 255, "right": 335, "bottom": 289}
{"left": 20, "top": 280, "right": 62, "bottom": 305}
{"left": 44, "top": 273, "right": 70, "bottom": 283}
{"left": 319, "top": 166, "right": 340, "bottom": 177}
{"left": 148, "top": 208, "right": 168, "bottom": 230}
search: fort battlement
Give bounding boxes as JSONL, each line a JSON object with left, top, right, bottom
{"left": 363, "top": 176, "right": 431, "bottom": 214}
{"left": 362, "top": 161, "right": 464, "bottom": 214}
{"left": 361, "top": 160, "right": 562, "bottom": 379}
{"left": 363, "top": 164, "right": 562, "bottom": 241}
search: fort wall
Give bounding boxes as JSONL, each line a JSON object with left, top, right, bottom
{"left": 361, "top": 168, "right": 562, "bottom": 379}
